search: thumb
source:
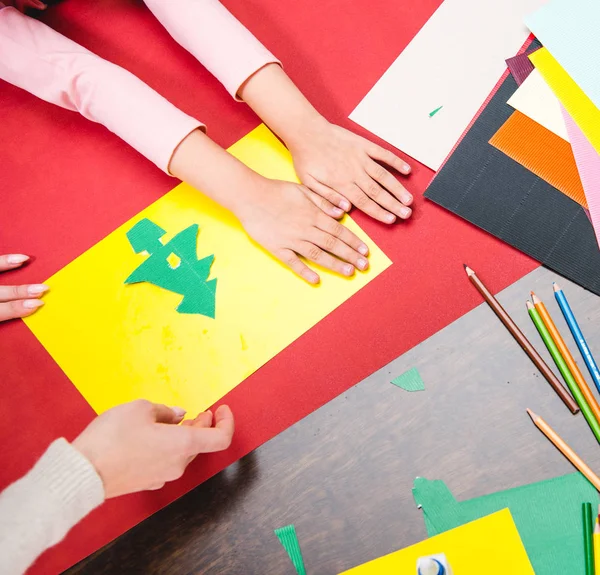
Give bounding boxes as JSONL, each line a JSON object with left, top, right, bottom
{"left": 152, "top": 404, "right": 186, "bottom": 424}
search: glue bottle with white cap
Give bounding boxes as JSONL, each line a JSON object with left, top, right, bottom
{"left": 416, "top": 553, "right": 453, "bottom": 575}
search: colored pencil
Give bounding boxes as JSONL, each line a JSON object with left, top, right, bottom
{"left": 531, "top": 293, "right": 600, "bottom": 424}
{"left": 464, "top": 265, "right": 578, "bottom": 413}
{"left": 527, "top": 409, "right": 600, "bottom": 491}
{"left": 594, "top": 506, "right": 600, "bottom": 575}
{"left": 554, "top": 283, "right": 600, "bottom": 396}
{"left": 527, "top": 301, "right": 600, "bottom": 444}
{"left": 585, "top": 503, "right": 594, "bottom": 575}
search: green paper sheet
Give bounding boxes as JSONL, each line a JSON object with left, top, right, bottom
{"left": 390, "top": 368, "right": 425, "bottom": 392}
{"left": 413, "top": 474, "right": 598, "bottom": 575}
{"left": 274, "top": 524, "right": 307, "bottom": 575}
{"left": 125, "top": 218, "right": 217, "bottom": 318}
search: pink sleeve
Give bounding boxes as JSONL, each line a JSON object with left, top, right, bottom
{"left": 0, "top": 7, "right": 202, "bottom": 173}
{"left": 144, "top": 0, "right": 280, "bottom": 100}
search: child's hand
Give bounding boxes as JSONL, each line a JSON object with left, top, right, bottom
{"left": 237, "top": 180, "right": 370, "bottom": 284}
{"left": 0, "top": 254, "right": 47, "bottom": 322}
{"left": 288, "top": 120, "right": 413, "bottom": 224}
{"left": 73, "top": 400, "right": 234, "bottom": 498}
{"left": 2, "top": 0, "right": 46, "bottom": 13}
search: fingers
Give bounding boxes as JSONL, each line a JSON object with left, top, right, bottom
{"left": 303, "top": 175, "right": 351, "bottom": 214}
{"left": 23, "top": 0, "right": 46, "bottom": 10}
{"left": 0, "top": 299, "right": 44, "bottom": 322}
{"left": 0, "top": 254, "right": 29, "bottom": 272}
{"left": 317, "top": 214, "right": 369, "bottom": 257}
{"left": 182, "top": 410, "right": 213, "bottom": 428}
{"left": 183, "top": 405, "right": 235, "bottom": 455}
{"left": 367, "top": 143, "right": 411, "bottom": 176}
{"left": 0, "top": 284, "right": 48, "bottom": 302}
{"left": 345, "top": 183, "right": 397, "bottom": 224}
{"left": 366, "top": 161, "right": 413, "bottom": 207}
{"left": 153, "top": 404, "right": 186, "bottom": 424}
{"left": 302, "top": 186, "right": 345, "bottom": 219}
{"left": 278, "top": 248, "right": 320, "bottom": 285}
{"left": 308, "top": 231, "right": 369, "bottom": 274}
{"left": 358, "top": 173, "right": 411, "bottom": 221}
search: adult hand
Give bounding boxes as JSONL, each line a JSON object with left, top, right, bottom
{"left": 1, "top": 0, "right": 46, "bottom": 12}
{"left": 73, "top": 400, "right": 235, "bottom": 498}
{"left": 0, "top": 254, "right": 48, "bottom": 322}
{"left": 289, "top": 119, "right": 413, "bottom": 224}
{"left": 237, "top": 179, "right": 370, "bottom": 284}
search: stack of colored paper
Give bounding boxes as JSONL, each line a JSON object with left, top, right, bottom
{"left": 492, "top": 0, "right": 600, "bottom": 250}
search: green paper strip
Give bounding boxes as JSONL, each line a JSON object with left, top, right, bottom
{"left": 274, "top": 524, "right": 307, "bottom": 575}
{"left": 413, "top": 474, "right": 598, "bottom": 575}
{"left": 429, "top": 105, "right": 443, "bottom": 118}
{"left": 391, "top": 368, "right": 425, "bottom": 392}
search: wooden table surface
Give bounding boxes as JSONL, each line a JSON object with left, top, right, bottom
{"left": 66, "top": 266, "right": 600, "bottom": 574}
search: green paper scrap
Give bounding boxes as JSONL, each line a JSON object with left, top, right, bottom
{"left": 274, "top": 524, "right": 307, "bottom": 575}
{"left": 413, "top": 474, "right": 598, "bottom": 575}
{"left": 429, "top": 105, "right": 443, "bottom": 118}
{"left": 125, "top": 218, "right": 217, "bottom": 318}
{"left": 391, "top": 367, "right": 425, "bottom": 392}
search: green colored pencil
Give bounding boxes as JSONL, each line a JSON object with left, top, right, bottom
{"left": 527, "top": 302, "right": 600, "bottom": 444}
{"left": 584, "top": 503, "right": 594, "bottom": 575}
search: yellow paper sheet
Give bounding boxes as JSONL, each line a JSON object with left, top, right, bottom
{"left": 339, "top": 509, "right": 534, "bottom": 574}
{"left": 530, "top": 47, "right": 600, "bottom": 155}
{"left": 24, "top": 124, "right": 391, "bottom": 415}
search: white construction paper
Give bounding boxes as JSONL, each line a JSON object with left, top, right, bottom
{"left": 507, "top": 69, "right": 568, "bottom": 142}
{"left": 349, "top": 0, "right": 547, "bottom": 171}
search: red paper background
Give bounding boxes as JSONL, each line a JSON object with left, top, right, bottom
{"left": 0, "top": 1, "right": 538, "bottom": 572}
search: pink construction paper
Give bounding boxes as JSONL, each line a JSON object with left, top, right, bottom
{"left": 562, "top": 105, "right": 600, "bottom": 249}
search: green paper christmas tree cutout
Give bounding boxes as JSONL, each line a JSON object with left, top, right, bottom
{"left": 125, "top": 218, "right": 217, "bottom": 318}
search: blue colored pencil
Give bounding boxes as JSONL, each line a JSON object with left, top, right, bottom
{"left": 554, "top": 283, "right": 600, "bottom": 395}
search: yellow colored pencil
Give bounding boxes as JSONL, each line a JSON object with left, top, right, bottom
{"left": 595, "top": 507, "right": 600, "bottom": 575}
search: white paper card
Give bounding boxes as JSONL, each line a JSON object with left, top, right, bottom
{"left": 349, "top": 0, "right": 547, "bottom": 171}
{"left": 507, "top": 69, "right": 568, "bottom": 141}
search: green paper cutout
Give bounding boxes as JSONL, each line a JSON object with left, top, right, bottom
{"left": 125, "top": 218, "right": 217, "bottom": 318}
{"left": 391, "top": 367, "right": 425, "bottom": 392}
{"left": 274, "top": 524, "right": 307, "bottom": 575}
{"left": 429, "top": 105, "right": 443, "bottom": 118}
{"left": 413, "top": 474, "right": 598, "bottom": 575}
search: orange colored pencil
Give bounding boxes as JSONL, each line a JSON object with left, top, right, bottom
{"left": 531, "top": 292, "right": 600, "bottom": 425}
{"left": 527, "top": 409, "right": 600, "bottom": 491}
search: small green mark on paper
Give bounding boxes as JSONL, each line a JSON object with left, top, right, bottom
{"left": 429, "top": 105, "right": 443, "bottom": 118}
{"left": 391, "top": 367, "right": 425, "bottom": 392}
{"left": 125, "top": 218, "right": 217, "bottom": 318}
{"left": 274, "top": 524, "right": 306, "bottom": 575}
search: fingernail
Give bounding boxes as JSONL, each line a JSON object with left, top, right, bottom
{"left": 23, "top": 299, "right": 44, "bottom": 309}
{"left": 309, "top": 273, "right": 320, "bottom": 284}
{"left": 403, "top": 163, "right": 411, "bottom": 174}
{"left": 344, "top": 264, "right": 354, "bottom": 276}
{"left": 340, "top": 200, "right": 351, "bottom": 211}
{"left": 403, "top": 193, "right": 413, "bottom": 204}
{"left": 171, "top": 406, "right": 186, "bottom": 418}
{"left": 359, "top": 244, "right": 369, "bottom": 256}
{"left": 358, "top": 258, "right": 369, "bottom": 271}
{"left": 7, "top": 254, "right": 29, "bottom": 265}
{"left": 386, "top": 214, "right": 396, "bottom": 223}
{"left": 333, "top": 207, "right": 344, "bottom": 217}
{"left": 27, "top": 284, "right": 49, "bottom": 296}
{"left": 401, "top": 207, "right": 412, "bottom": 218}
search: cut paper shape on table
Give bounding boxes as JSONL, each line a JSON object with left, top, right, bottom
{"left": 525, "top": 0, "right": 600, "bottom": 110}
{"left": 125, "top": 219, "right": 217, "bottom": 318}
{"left": 23, "top": 124, "right": 391, "bottom": 416}
{"left": 413, "top": 474, "right": 599, "bottom": 575}
{"left": 391, "top": 367, "right": 425, "bottom": 392}
{"left": 428, "top": 106, "right": 443, "bottom": 118}
{"left": 489, "top": 111, "right": 587, "bottom": 208}
{"left": 507, "top": 69, "right": 569, "bottom": 142}
{"left": 349, "top": 0, "right": 546, "bottom": 170}
{"left": 339, "top": 509, "right": 534, "bottom": 575}
{"left": 424, "top": 65, "right": 600, "bottom": 297}
{"left": 506, "top": 50, "right": 538, "bottom": 87}
{"left": 275, "top": 524, "right": 307, "bottom": 575}
{"left": 562, "top": 107, "right": 600, "bottom": 249}
{"left": 530, "top": 48, "right": 600, "bottom": 156}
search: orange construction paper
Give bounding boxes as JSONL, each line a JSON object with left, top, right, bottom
{"left": 489, "top": 110, "right": 587, "bottom": 209}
